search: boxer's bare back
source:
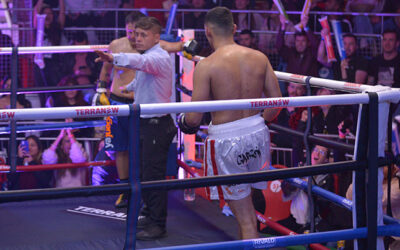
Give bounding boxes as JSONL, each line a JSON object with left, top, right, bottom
{"left": 189, "top": 44, "right": 281, "bottom": 125}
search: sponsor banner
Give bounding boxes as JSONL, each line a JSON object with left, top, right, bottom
{"left": 253, "top": 237, "right": 277, "bottom": 248}
{"left": 250, "top": 99, "right": 290, "bottom": 108}
{"left": 75, "top": 106, "right": 120, "bottom": 117}
{"left": 89, "top": 45, "right": 108, "bottom": 50}
{"left": 343, "top": 82, "right": 362, "bottom": 91}
{"left": 0, "top": 111, "right": 15, "bottom": 120}
{"left": 104, "top": 116, "right": 114, "bottom": 149}
{"left": 289, "top": 74, "right": 307, "bottom": 83}
{"left": 67, "top": 206, "right": 127, "bottom": 221}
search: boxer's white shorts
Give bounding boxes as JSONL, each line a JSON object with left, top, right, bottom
{"left": 205, "top": 114, "right": 270, "bottom": 201}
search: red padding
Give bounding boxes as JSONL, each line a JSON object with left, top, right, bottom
{"left": 176, "top": 159, "right": 200, "bottom": 177}
{"left": 0, "top": 160, "right": 115, "bottom": 172}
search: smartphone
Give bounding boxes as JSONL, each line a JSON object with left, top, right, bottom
{"left": 21, "top": 140, "right": 29, "bottom": 154}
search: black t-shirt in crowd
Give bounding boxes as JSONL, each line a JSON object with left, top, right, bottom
{"left": 334, "top": 54, "right": 368, "bottom": 83}
{"left": 368, "top": 54, "right": 400, "bottom": 88}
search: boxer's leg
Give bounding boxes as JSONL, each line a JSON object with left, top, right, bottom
{"left": 226, "top": 194, "right": 258, "bottom": 240}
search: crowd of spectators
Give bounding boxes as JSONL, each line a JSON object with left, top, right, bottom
{"left": 0, "top": 0, "right": 399, "bottom": 244}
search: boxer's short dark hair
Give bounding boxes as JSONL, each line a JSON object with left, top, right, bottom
{"left": 135, "top": 17, "right": 162, "bottom": 34}
{"left": 240, "top": 29, "right": 254, "bottom": 38}
{"left": 205, "top": 7, "right": 234, "bottom": 36}
{"left": 125, "top": 11, "right": 146, "bottom": 25}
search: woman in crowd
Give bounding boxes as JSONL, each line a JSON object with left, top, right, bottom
{"left": 46, "top": 75, "right": 93, "bottom": 138}
{"left": 34, "top": 0, "right": 67, "bottom": 87}
{"left": 0, "top": 76, "right": 31, "bottom": 109}
{"left": 42, "top": 129, "right": 87, "bottom": 187}
{"left": 8, "top": 135, "right": 53, "bottom": 189}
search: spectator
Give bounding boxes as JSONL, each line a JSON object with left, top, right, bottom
{"left": 323, "top": 0, "right": 344, "bottom": 18}
{"left": 179, "top": 0, "right": 209, "bottom": 50}
{"left": 368, "top": 29, "right": 400, "bottom": 88}
{"left": 134, "top": 0, "right": 166, "bottom": 26}
{"left": 42, "top": 129, "right": 88, "bottom": 187}
{"left": 293, "top": 88, "right": 352, "bottom": 166}
{"left": 97, "top": 0, "right": 135, "bottom": 44}
{"left": 337, "top": 33, "right": 368, "bottom": 84}
{"left": 281, "top": 145, "right": 332, "bottom": 229}
{"left": 181, "top": 0, "right": 207, "bottom": 29}
{"left": 64, "top": 0, "right": 96, "bottom": 29}
{"left": 233, "top": 0, "right": 264, "bottom": 31}
{"left": 45, "top": 75, "right": 93, "bottom": 138}
{"left": 46, "top": 75, "right": 88, "bottom": 108}
{"left": 270, "top": 82, "right": 305, "bottom": 167}
{"left": 345, "top": 0, "right": 385, "bottom": 13}
{"left": 311, "top": 0, "right": 351, "bottom": 33}
{"left": 0, "top": 76, "right": 31, "bottom": 109}
{"left": 258, "top": 2, "right": 296, "bottom": 55}
{"left": 7, "top": 135, "right": 53, "bottom": 189}
{"left": 346, "top": 0, "right": 383, "bottom": 54}
{"left": 0, "top": 33, "right": 12, "bottom": 81}
{"left": 319, "top": 33, "right": 368, "bottom": 85}
{"left": 383, "top": 0, "right": 399, "bottom": 13}
{"left": 376, "top": 3, "right": 400, "bottom": 36}
{"left": 297, "top": 89, "right": 353, "bottom": 136}
{"left": 61, "top": 31, "right": 100, "bottom": 102}
{"left": 237, "top": 29, "right": 256, "bottom": 49}
{"left": 276, "top": 14, "right": 320, "bottom": 77}
{"left": 34, "top": 0, "right": 67, "bottom": 87}
{"left": 347, "top": 165, "right": 400, "bottom": 249}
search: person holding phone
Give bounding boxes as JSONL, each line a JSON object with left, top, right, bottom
{"left": 7, "top": 135, "right": 53, "bottom": 189}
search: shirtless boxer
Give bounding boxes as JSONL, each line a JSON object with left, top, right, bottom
{"left": 97, "top": 12, "right": 191, "bottom": 208}
{"left": 178, "top": 7, "right": 282, "bottom": 239}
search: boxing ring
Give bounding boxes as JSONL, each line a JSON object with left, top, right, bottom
{"left": 1, "top": 45, "right": 400, "bottom": 249}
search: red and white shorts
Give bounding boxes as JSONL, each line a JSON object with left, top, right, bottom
{"left": 204, "top": 114, "right": 270, "bottom": 201}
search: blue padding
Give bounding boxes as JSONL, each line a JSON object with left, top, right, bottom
{"left": 152, "top": 224, "right": 400, "bottom": 250}
{"left": 160, "top": 34, "right": 180, "bottom": 42}
{"left": 278, "top": 168, "right": 400, "bottom": 225}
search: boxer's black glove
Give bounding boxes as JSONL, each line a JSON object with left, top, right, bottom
{"left": 182, "top": 39, "right": 201, "bottom": 60}
{"left": 177, "top": 113, "right": 199, "bottom": 134}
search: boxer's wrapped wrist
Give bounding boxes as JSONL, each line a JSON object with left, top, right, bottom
{"left": 177, "top": 113, "right": 199, "bottom": 135}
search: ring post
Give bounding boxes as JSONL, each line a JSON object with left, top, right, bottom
{"left": 353, "top": 103, "right": 369, "bottom": 249}
{"left": 165, "top": 3, "right": 178, "bottom": 35}
{"left": 124, "top": 104, "right": 141, "bottom": 250}
{"left": 367, "top": 92, "right": 378, "bottom": 249}
{"left": 9, "top": 46, "right": 18, "bottom": 173}
{"left": 304, "top": 76, "right": 315, "bottom": 234}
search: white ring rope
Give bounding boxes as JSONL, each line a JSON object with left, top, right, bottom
{"left": 176, "top": 52, "right": 396, "bottom": 94}
{"left": 2, "top": 44, "right": 399, "bottom": 97}
{"left": 0, "top": 45, "right": 108, "bottom": 54}
{"left": 0, "top": 91, "right": 397, "bottom": 121}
